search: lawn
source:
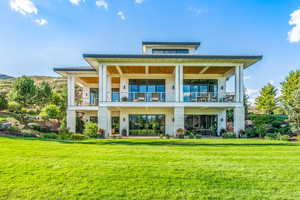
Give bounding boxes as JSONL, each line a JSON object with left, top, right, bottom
{"left": 1, "top": 137, "right": 300, "bottom": 199}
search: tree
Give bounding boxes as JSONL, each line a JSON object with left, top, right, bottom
{"left": 35, "top": 82, "right": 52, "bottom": 107}
{"left": 285, "top": 88, "right": 300, "bottom": 133}
{"left": 255, "top": 83, "right": 278, "bottom": 114}
{"left": 281, "top": 70, "right": 300, "bottom": 106}
{"left": 9, "top": 76, "right": 36, "bottom": 107}
{"left": 0, "top": 92, "right": 8, "bottom": 110}
{"left": 40, "top": 104, "right": 61, "bottom": 120}
{"left": 84, "top": 122, "right": 98, "bottom": 138}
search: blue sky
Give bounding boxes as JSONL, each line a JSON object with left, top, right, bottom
{"left": 1, "top": 0, "right": 300, "bottom": 103}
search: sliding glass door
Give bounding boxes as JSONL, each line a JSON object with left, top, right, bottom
{"left": 128, "top": 79, "right": 165, "bottom": 102}
{"left": 129, "top": 114, "right": 165, "bottom": 136}
{"left": 184, "top": 115, "right": 217, "bottom": 136}
{"left": 183, "top": 79, "right": 218, "bottom": 102}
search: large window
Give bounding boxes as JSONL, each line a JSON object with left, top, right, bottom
{"left": 129, "top": 79, "right": 165, "bottom": 102}
{"left": 129, "top": 114, "right": 165, "bottom": 136}
{"left": 152, "top": 49, "right": 189, "bottom": 54}
{"left": 183, "top": 79, "right": 218, "bottom": 102}
{"left": 184, "top": 115, "right": 217, "bottom": 136}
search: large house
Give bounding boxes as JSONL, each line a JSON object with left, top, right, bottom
{"left": 54, "top": 42, "right": 262, "bottom": 137}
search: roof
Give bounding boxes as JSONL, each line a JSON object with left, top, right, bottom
{"left": 142, "top": 41, "right": 201, "bottom": 49}
{"left": 53, "top": 66, "right": 96, "bottom": 72}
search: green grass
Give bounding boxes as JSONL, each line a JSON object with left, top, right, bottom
{"left": 1, "top": 137, "right": 300, "bottom": 199}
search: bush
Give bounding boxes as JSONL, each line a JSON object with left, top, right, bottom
{"left": 84, "top": 122, "right": 98, "bottom": 138}
{"left": 29, "top": 124, "right": 41, "bottom": 131}
{"left": 195, "top": 134, "right": 202, "bottom": 139}
{"left": 23, "top": 133, "right": 37, "bottom": 138}
{"left": 222, "top": 132, "right": 236, "bottom": 138}
{"left": 265, "top": 133, "right": 279, "bottom": 140}
{"left": 42, "top": 133, "right": 58, "bottom": 139}
{"left": 71, "top": 133, "right": 87, "bottom": 140}
{"left": 245, "top": 127, "right": 258, "bottom": 137}
{"left": 8, "top": 125, "right": 20, "bottom": 132}
{"left": 8, "top": 101, "right": 21, "bottom": 112}
{"left": 57, "top": 128, "right": 72, "bottom": 140}
{"left": 279, "top": 134, "right": 290, "bottom": 141}
{"left": 40, "top": 104, "right": 60, "bottom": 120}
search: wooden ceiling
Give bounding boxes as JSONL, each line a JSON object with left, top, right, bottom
{"left": 107, "top": 65, "right": 175, "bottom": 74}
{"left": 184, "top": 66, "right": 234, "bottom": 75}
{"left": 79, "top": 77, "right": 99, "bottom": 84}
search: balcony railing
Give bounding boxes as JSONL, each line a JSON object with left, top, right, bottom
{"left": 183, "top": 92, "right": 235, "bottom": 102}
{"left": 107, "top": 92, "right": 167, "bottom": 102}
{"left": 72, "top": 92, "right": 236, "bottom": 105}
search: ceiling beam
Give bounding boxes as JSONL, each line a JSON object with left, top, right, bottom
{"left": 199, "top": 66, "right": 209, "bottom": 74}
{"left": 116, "top": 66, "right": 123, "bottom": 75}
{"left": 145, "top": 65, "right": 149, "bottom": 74}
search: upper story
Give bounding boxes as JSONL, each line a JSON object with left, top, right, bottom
{"left": 54, "top": 41, "right": 262, "bottom": 108}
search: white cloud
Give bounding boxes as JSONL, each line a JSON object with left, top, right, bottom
{"left": 117, "top": 11, "right": 126, "bottom": 20}
{"left": 69, "top": 0, "right": 85, "bottom": 6}
{"left": 35, "top": 18, "right": 47, "bottom": 26}
{"left": 188, "top": 6, "right": 205, "bottom": 16}
{"left": 134, "top": 0, "right": 144, "bottom": 4}
{"left": 10, "top": 0, "right": 38, "bottom": 15}
{"left": 288, "top": 8, "right": 300, "bottom": 43}
{"left": 96, "top": 0, "right": 108, "bottom": 10}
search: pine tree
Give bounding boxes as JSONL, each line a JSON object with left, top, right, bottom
{"left": 281, "top": 70, "right": 300, "bottom": 106}
{"left": 255, "top": 83, "right": 278, "bottom": 114}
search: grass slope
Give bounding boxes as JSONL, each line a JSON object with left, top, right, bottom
{"left": 1, "top": 137, "right": 300, "bottom": 200}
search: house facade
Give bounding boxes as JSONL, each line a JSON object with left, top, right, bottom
{"left": 54, "top": 42, "right": 262, "bottom": 137}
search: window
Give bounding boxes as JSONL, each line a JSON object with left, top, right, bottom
{"left": 152, "top": 49, "right": 189, "bottom": 54}
{"left": 183, "top": 79, "right": 218, "bottom": 102}
{"left": 128, "top": 79, "right": 166, "bottom": 102}
{"left": 184, "top": 115, "right": 217, "bottom": 136}
{"left": 90, "top": 116, "right": 98, "bottom": 123}
{"left": 129, "top": 114, "right": 165, "bottom": 136}
{"left": 90, "top": 88, "right": 99, "bottom": 105}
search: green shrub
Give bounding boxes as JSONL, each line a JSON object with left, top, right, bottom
{"left": 222, "top": 132, "right": 236, "bottom": 138}
{"left": 23, "top": 133, "right": 37, "bottom": 138}
{"left": 29, "top": 124, "right": 41, "bottom": 131}
{"left": 8, "top": 101, "right": 21, "bottom": 112}
{"left": 71, "top": 133, "right": 87, "bottom": 140}
{"left": 279, "top": 135, "right": 290, "bottom": 141}
{"left": 195, "top": 134, "right": 202, "bottom": 139}
{"left": 42, "top": 133, "right": 58, "bottom": 139}
{"left": 8, "top": 125, "right": 20, "bottom": 132}
{"left": 84, "top": 122, "right": 98, "bottom": 138}
{"left": 189, "top": 133, "right": 195, "bottom": 139}
{"left": 265, "top": 133, "right": 279, "bottom": 140}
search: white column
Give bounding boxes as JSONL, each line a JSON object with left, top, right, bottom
{"left": 235, "top": 65, "right": 240, "bottom": 102}
{"left": 173, "top": 107, "right": 184, "bottom": 136}
{"left": 218, "top": 77, "right": 226, "bottom": 100}
{"left": 102, "top": 64, "right": 107, "bottom": 102}
{"left": 67, "top": 110, "right": 76, "bottom": 133}
{"left": 120, "top": 110, "right": 129, "bottom": 136}
{"left": 98, "top": 65, "right": 103, "bottom": 102}
{"left": 67, "top": 75, "right": 75, "bottom": 106}
{"left": 239, "top": 64, "right": 244, "bottom": 103}
{"left": 218, "top": 110, "right": 227, "bottom": 136}
{"left": 179, "top": 64, "right": 184, "bottom": 102}
{"left": 98, "top": 107, "right": 110, "bottom": 137}
{"left": 234, "top": 106, "right": 245, "bottom": 137}
{"left": 175, "top": 65, "right": 180, "bottom": 102}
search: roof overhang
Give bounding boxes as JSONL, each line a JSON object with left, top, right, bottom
{"left": 83, "top": 54, "right": 262, "bottom": 69}
{"left": 142, "top": 41, "right": 201, "bottom": 50}
{"left": 53, "top": 66, "right": 96, "bottom": 76}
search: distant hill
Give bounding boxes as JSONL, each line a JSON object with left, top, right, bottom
{"left": 0, "top": 73, "right": 13, "bottom": 80}
{"left": 0, "top": 75, "right": 66, "bottom": 93}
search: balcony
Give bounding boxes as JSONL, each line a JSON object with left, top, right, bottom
{"left": 104, "top": 92, "right": 235, "bottom": 103}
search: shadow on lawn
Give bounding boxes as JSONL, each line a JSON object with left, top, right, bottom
{"left": 2, "top": 136, "right": 299, "bottom": 147}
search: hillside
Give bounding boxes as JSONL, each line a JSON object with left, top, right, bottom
{"left": 0, "top": 76, "right": 67, "bottom": 93}
{"left": 0, "top": 73, "right": 13, "bottom": 80}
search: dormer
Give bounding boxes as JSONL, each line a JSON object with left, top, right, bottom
{"left": 142, "top": 41, "right": 201, "bottom": 55}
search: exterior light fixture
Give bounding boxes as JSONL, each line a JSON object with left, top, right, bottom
{"left": 123, "top": 85, "right": 126, "bottom": 89}
{"left": 123, "top": 117, "right": 126, "bottom": 122}
{"left": 172, "top": 118, "right": 175, "bottom": 122}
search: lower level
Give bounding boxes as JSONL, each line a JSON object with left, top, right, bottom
{"left": 66, "top": 106, "right": 245, "bottom": 137}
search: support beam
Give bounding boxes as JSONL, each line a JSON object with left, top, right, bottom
{"left": 67, "top": 110, "right": 76, "bottom": 133}
{"left": 173, "top": 107, "right": 184, "bottom": 137}
{"left": 239, "top": 64, "right": 244, "bottom": 103}
{"left": 235, "top": 65, "right": 240, "bottom": 102}
{"left": 67, "top": 75, "right": 75, "bottom": 106}
{"left": 145, "top": 65, "right": 149, "bottom": 74}
{"left": 175, "top": 65, "right": 180, "bottom": 102}
{"left": 116, "top": 65, "right": 123, "bottom": 75}
{"left": 179, "top": 64, "right": 184, "bottom": 102}
{"left": 199, "top": 66, "right": 209, "bottom": 74}
{"left": 234, "top": 106, "right": 245, "bottom": 137}
{"left": 98, "top": 107, "right": 110, "bottom": 137}
{"left": 218, "top": 110, "right": 227, "bottom": 136}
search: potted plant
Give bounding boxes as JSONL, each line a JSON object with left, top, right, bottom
{"left": 176, "top": 128, "right": 185, "bottom": 139}
{"left": 97, "top": 128, "right": 105, "bottom": 139}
